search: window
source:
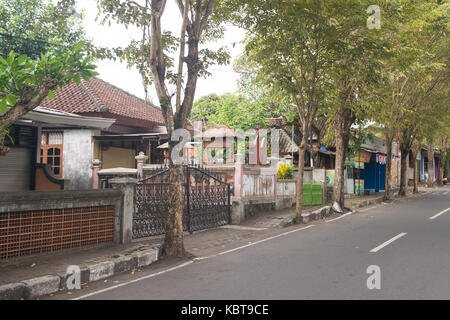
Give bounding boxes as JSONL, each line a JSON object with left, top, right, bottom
{"left": 40, "top": 131, "right": 63, "bottom": 178}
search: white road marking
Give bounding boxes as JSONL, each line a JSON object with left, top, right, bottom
{"left": 326, "top": 212, "right": 352, "bottom": 223}
{"left": 72, "top": 224, "right": 315, "bottom": 300}
{"left": 73, "top": 260, "right": 194, "bottom": 300}
{"left": 370, "top": 233, "right": 407, "bottom": 253}
{"left": 194, "top": 225, "right": 315, "bottom": 261}
{"left": 442, "top": 191, "right": 448, "bottom": 195}
{"left": 429, "top": 207, "right": 450, "bottom": 220}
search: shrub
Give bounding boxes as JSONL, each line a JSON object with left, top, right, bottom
{"left": 277, "top": 164, "right": 294, "bottom": 180}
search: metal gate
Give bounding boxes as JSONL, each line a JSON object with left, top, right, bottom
{"left": 133, "top": 165, "right": 231, "bottom": 239}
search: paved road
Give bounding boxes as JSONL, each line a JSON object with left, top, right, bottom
{"left": 48, "top": 187, "right": 450, "bottom": 300}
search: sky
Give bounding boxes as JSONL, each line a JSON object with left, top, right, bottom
{"left": 75, "top": 0, "right": 245, "bottom": 105}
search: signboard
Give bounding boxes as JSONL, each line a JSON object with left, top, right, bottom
{"left": 345, "top": 151, "right": 371, "bottom": 168}
{"left": 376, "top": 154, "right": 387, "bottom": 165}
{"left": 326, "top": 170, "right": 335, "bottom": 188}
{"left": 355, "top": 179, "right": 365, "bottom": 195}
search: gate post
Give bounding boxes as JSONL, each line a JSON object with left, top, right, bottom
{"left": 110, "top": 177, "right": 138, "bottom": 244}
{"left": 91, "top": 159, "right": 102, "bottom": 189}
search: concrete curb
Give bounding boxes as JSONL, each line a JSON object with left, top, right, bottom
{"left": 0, "top": 245, "right": 160, "bottom": 300}
{"left": 350, "top": 196, "right": 385, "bottom": 210}
{"left": 279, "top": 191, "right": 417, "bottom": 227}
{"left": 280, "top": 206, "right": 332, "bottom": 227}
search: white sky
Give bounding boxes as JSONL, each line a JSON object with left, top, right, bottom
{"left": 76, "top": 0, "right": 245, "bottom": 104}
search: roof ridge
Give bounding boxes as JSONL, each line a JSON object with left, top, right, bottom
{"left": 91, "top": 76, "right": 162, "bottom": 112}
{"left": 80, "top": 80, "right": 108, "bottom": 112}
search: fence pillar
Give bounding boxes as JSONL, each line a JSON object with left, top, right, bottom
{"left": 135, "top": 152, "right": 148, "bottom": 180}
{"left": 234, "top": 155, "right": 244, "bottom": 201}
{"left": 231, "top": 154, "right": 245, "bottom": 224}
{"left": 110, "top": 177, "right": 138, "bottom": 244}
{"left": 91, "top": 159, "right": 102, "bottom": 189}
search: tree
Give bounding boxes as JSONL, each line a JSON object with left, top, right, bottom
{"left": 370, "top": 0, "right": 449, "bottom": 197}
{"left": 97, "top": 0, "right": 230, "bottom": 257}
{"left": 226, "top": 0, "right": 346, "bottom": 222}
{"left": 323, "top": 0, "right": 389, "bottom": 211}
{"left": 191, "top": 93, "right": 274, "bottom": 130}
{"left": 0, "top": 0, "right": 87, "bottom": 59}
{"left": 0, "top": 45, "right": 99, "bottom": 155}
{"left": 0, "top": 0, "right": 96, "bottom": 155}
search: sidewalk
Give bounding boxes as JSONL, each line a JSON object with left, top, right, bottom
{"left": 0, "top": 188, "right": 430, "bottom": 299}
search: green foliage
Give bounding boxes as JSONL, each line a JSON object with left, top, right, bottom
{"left": 0, "top": 0, "right": 88, "bottom": 59}
{"left": 0, "top": 44, "right": 98, "bottom": 114}
{"left": 191, "top": 93, "right": 274, "bottom": 130}
{"left": 367, "top": 0, "right": 449, "bottom": 150}
{"left": 277, "top": 164, "right": 294, "bottom": 180}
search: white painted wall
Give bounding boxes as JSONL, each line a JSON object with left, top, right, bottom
{"left": 243, "top": 174, "right": 275, "bottom": 198}
{"left": 62, "top": 129, "right": 94, "bottom": 190}
{"left": 277, "top": 180, "right": 296, "bottom": 197}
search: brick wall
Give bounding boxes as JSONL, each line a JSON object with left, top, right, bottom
{"left": 0, "top": 190, "right": 122, "bottom": 260}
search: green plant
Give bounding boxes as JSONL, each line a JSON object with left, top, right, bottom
{"left": 277, "top": 164, "right": 294, "bottom": 180}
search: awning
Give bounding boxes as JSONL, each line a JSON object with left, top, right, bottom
{"left": 93, "top": 133, "right": 167, "bottom": 141}
{"left": 18, "top": 107, "right": 116, "bottom": 130}
{"left": 157, "top": 142, "right": 200, "bottom": 149}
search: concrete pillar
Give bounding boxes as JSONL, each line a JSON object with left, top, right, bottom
{"left": 231, "top": 201, "right": 245, "bottom": 225}
{"left": 36, "top": 126, "right": 42, "bottom": 163}
{"left": 91, "top": 159, "right": 102, "bottom": 189}
{"left": 110, "top": 177, "right": 138, "bottom": 244}
{"left": 234, "top": 155, "right": 244, "bottom": 201}
{"left": 135, "top": 152, "right": 148, "bottom": 180}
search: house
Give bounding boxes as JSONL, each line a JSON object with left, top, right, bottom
{"left": 0, "top": 107, "right": 115, "bottom": 192}
{"left": 343, "top": 136, "right": 390, "bottom": 195}
{"left": 267, "top": 117, "right": 336, "bottom": 169}
{"left": 0, "top": 77, "right": 169, "bottom": 191}
{"left": 40, "top": 77, "right": 168, "bottom": 170}
{"left": 194, "top": 125, "right": 244, "bottom": 165}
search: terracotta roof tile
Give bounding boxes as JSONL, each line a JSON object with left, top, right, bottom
{"left": 41, "top": 77, "right": 165, "bottom": 126}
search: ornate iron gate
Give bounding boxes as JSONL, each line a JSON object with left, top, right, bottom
{"left": 133, "top": 165, "right": 231, "bottom": 239}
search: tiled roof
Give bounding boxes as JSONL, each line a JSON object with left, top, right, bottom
{"left": 40, "top": 77, "right": 165, "bottom": 126}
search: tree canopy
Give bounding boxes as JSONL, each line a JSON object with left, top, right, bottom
{"left": 0, "top": 0, "right": 88, "bottom": 59}
{"left": 191, "top": 93, "right": 275, "bottom": 130}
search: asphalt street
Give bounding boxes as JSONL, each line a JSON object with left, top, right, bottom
{"left": 48, "top": 186, "right": 450, "bottom": 300}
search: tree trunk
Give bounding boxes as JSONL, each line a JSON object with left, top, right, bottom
{"left": 333, "top": 107, "right": 354, "bottom": 211}
{"left": 161, "top": 160, "right": 185, "bottom": 258}
{"left": 413, "top": 156, "right": 419, "bottom": 194}
{"left": 427, "top": 143, "right": 435, "bottom": 187}
{"left": 295, "top": 133, "right": 308, "bottom": 224}
{"left": 333, "top": 120, "right": 345, "bottom": 210}
{"left": 444, "top": 150, "right": 449, "bottom": 181}
{"left": 399, "top": 148, "right": 409, "bottom": 196}
{"left": 411, "top": 142, "right": 420, "bottom": 193}
{"left": 437, "top": 154, "right": 444, "bottom": 186}
{"left": 384, "top": 131, "right": 394, "bottom": 200}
